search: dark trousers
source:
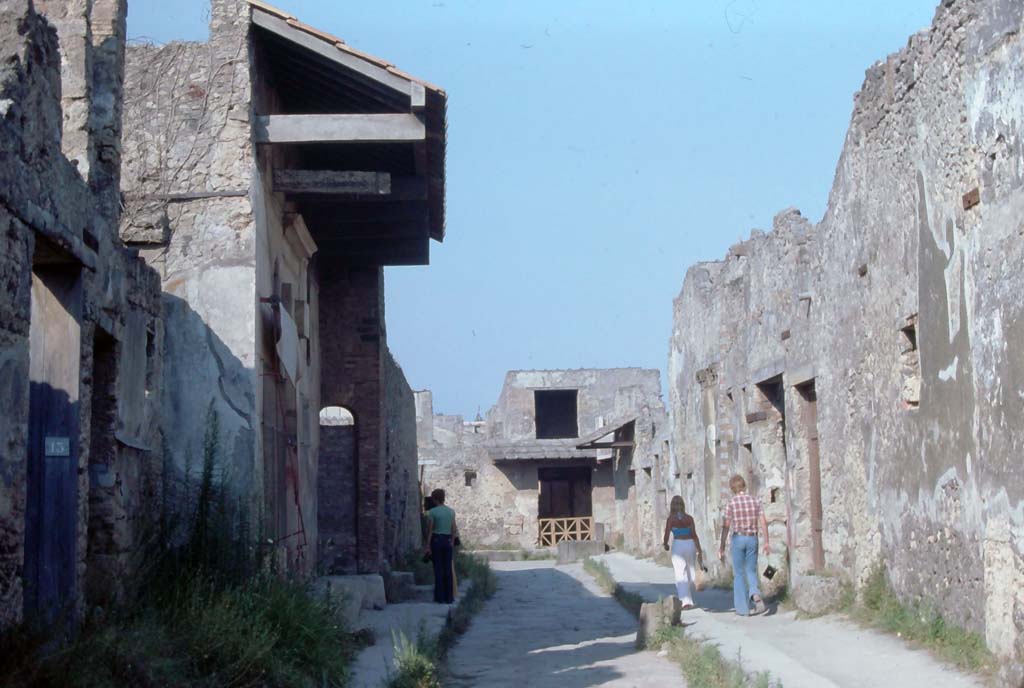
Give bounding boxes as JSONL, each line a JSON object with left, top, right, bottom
{"left": 430, "top": 533, "right": 454, "bottom": 603}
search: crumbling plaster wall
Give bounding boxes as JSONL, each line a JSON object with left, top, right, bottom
{"left": 121, "top": 0, "right": 261, "bottom": 514}
{"left": 669, "top": 0, "right": 1024, "bottom": 667}
{"left": 0, "top": 0, "right": 162, "bottom": 626}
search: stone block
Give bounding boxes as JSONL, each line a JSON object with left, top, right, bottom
{"left": 793, "top": 574, "right": 846, "bottom": 617}
{"left": 384, "top": 570, "right": 417, "bottom": 603}
{"left": 556, "top": 540, "right": 606, "bottom": 565}
{"left": 316, "top": 573, "right": 387, "bottom": 618}
{"left": 636, "top": 601, "right": 664, "bottom": 649}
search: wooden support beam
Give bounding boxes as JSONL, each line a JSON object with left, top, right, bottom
{"left": 317, "top": 238, "right": 429, "bottom": 266}
{"left": 253, "top": 114, "right": 425, "bottom": 144}
{"left": 309, "top": 215, "right": 429, "bottom": 240}
{"left": 291, "top": 176, "right": 427, "bottom": 202}
{"left": 308, "top": 202, "right": 427, "bottom": 225}
{"left": 273, "top": 170, "right": 391, "bottom": 195}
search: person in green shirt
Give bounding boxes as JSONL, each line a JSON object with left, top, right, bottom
{"left": 424, "top": 488, "right": 459, "bottom": 603}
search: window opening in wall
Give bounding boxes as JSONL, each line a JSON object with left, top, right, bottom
{"left": 770, "top": 487, "right": 780, "bottom": 504}
{"left": 900, "top": 318, "right": 921, "bottom": 409}
{"left": 319, "top": 406, "right": 354, "bottom": 426}
{"left": 534, "top": 389, "right": 578, "bottom": 439}
{"left": 464, "top": 470, "right": 478, "bottom": 487}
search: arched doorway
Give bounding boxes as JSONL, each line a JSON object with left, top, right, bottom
{"left": 318, "top": 405, "right": 358, "bottom": 574}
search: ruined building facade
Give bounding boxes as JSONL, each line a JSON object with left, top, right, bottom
{"left": 120, "top": 0, "right": 444, "bottom": 576}
{"left": 0, "top": 0, "right": 163, "bottom": 627}
{"left": 418, "top": 370, "right": 672, "bottom": 553}
{"left": 0, "top": 0, "right": 444, "bottom": 630}
{"left": 669, "top": 0, "right": 1024, "bottom": 670}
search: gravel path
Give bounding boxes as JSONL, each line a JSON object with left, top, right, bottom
{"left": 445, "top": 560, "right": 686, "bottom": 687}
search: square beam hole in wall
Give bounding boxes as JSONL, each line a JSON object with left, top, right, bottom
{"left": 464, "top": 470, "right": 478, "bottom": 487}
{"left": 900, "top": 321, "right": 921, "bottom": 409}
{"left": 535, "top": 389, "right": 579, "bottom": 439}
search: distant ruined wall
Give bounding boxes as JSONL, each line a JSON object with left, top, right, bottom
{"left": 419, "top": 370, "right": 671, "bottom": 553}
{"left": 669, "top": 0, "right": 1024, "bottom": 671}
{"left": 382, "top": 350, "right": 422, "bottom": 563}
{"left": 416, "top": 392, "right": 521, "bottom": 548}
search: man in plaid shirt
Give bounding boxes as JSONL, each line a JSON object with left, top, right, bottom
{"left": 718, "top": 474, "right": 771, "bottom": 616}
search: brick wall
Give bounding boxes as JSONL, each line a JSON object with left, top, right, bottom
{"left": 319, "top": 266, "right": 385, "bottom": 574}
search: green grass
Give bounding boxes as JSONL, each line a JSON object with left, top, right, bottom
{"left": 848, "top": 566, "right": 995, "bottom": 674}
{"left": 582, "top": 558, "right": 644, "bottom": 616}
{"left": 0, "top": 573, "right": 362, "bottom": 688}
{"left": 389, "top": 629, "right": 442, "bottom": 688}
{"left": 652, "top": 626, "right": 781, "bottom": 688}
{"left": 0, "top": 404, "right": 365, "bottom": 687}
{"left": 386, "top": 552, "right": 497, "bottom": 688}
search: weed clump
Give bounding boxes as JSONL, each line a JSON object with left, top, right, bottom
{"left": 851, "top": 565, "right": 994, "bottom": 673}
{"left": 0, "top": 402, "right": 360, "bottom": 687}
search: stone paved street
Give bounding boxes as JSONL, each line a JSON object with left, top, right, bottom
{"left": 445, "top": 560, "right": 685, "bottom": 687}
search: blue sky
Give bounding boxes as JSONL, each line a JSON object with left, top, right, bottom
{"left": 129, "top": 0, "right": 939, "bottom": 417}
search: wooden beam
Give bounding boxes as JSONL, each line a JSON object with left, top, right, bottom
{"left": 308, "top": 215, "right": 429, "bottom": 239}
{"left": 291, "top": 176, "right": 427, "bottom": 202}
{"left": 253, "top": 114, "right": 425, "bottom": 144}
{"left": 308, "top": 202, "right": 427, "bottom": 225}
{"left": 317, "top": 239, "right": 429, "bottom": 266}
{"left": 251, "top": 10, "right": 415, "bottom": 100}
{"left": 273, "top": 170, "right": 391, "bottom": 195}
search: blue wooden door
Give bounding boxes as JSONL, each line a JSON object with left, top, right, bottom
{"left": 24, "top": 266, "right": 82, "bottom": 624}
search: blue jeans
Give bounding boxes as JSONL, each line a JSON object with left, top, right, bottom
{"left": 731, "top": 535, "right": 761, "bottom": 615}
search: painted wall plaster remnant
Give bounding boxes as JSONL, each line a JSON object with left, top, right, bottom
{"left": 667, "top": 0, "right": 1024, "bottom": 671}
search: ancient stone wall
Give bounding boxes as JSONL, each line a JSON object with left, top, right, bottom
{"left": 419, "top": 369, "right": 670, "bottom": 553}
{"left": 382, "top": 351, "right": 421, "bottom": 563}
{"left": 417, "top": 392, "right": 523, "bottom": 548}
{"left": 668, "top": 0, "right": 1024, "bottom": 670}
{"left": 0, "top": 0, "right": 162, "bottom": 627}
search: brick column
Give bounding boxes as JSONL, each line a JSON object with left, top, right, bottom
{"left": 319, "top": 265, "right": 385, "bottom": 574}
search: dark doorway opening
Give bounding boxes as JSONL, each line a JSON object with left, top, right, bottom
{"left": 796, "top": 380, "right": 824, "bottom": 570}
{"left": 534, "top": 390, "right": 578, "bottom": 439}
{"left": 85, "top": 329, "right": 119, "bottom": 607}
{"left": 538, "top": 466, "right": 592, "bottom": 519}
{"left": 24, "top": 251, "right": 83, "bottom": 624}
{"left": 318, "top": 406, "right": 358, "bottom": 574}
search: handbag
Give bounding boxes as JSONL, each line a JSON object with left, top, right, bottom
{"left": 762, "top": 564, "right": 778, "bottom": 580}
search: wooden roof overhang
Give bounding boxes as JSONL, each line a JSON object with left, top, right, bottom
{"left": 248, "top": 0, "right": 446, "bottom": 266}
{"left": 575, "top": 418, "right": 637, "bottom": 451}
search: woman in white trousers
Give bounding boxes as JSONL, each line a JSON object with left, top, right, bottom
{"left": 663, "top": 496, "right": 705, "bottom": 609}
